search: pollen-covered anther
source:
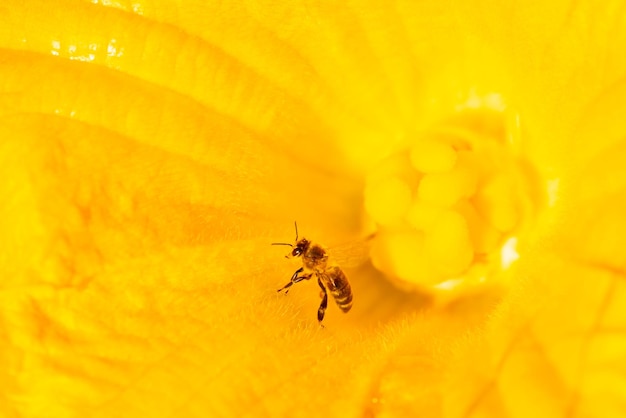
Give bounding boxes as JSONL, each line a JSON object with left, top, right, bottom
{"left": 423, "top": 210, "right": 473, "bottom": 277}
{"left": 363, "top": 108, "right": 537, "bottom": 292}
{"left": 409, "top": 138, "right": 457, "bottom": 173}
{"left": 474, "top": 173, "right": 519, "bottom": 233}
{"left": 417, "top": 151, "right": 478, "bottom": 207}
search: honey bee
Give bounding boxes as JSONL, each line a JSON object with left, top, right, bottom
{"left": 273, "top": 222, "right": 353, "bottom": 325}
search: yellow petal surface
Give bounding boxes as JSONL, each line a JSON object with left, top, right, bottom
{"left": 1, "top": 0, "right": 626, "bottom": 417}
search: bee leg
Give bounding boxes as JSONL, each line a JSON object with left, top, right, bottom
{"left": 317, "top": 277, "right": 328, "bottom": 326}
{"left": 290, "top": 267, "right": 304, "bottom": 282}
{"left": 277, "top": 281, "right": 293, "bottom": 293}
{"left": 277, "top": 267, "right": 311, "bottom": 294}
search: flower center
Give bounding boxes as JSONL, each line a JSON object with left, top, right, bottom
{"left": 364, "top": 105, "right": 538, "bottom": 293}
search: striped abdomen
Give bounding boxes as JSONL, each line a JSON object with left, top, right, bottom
{"left": 324, "top": 266, "right": 353, "bottom": 313}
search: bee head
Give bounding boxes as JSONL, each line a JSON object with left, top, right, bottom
{"left": 291, "top": 238, "right": 310, "bottom": 258}
{"left": 271, "top": 237, "right": 309, "bottom": 258}
{"left": 272, "top": 221, "right": 309, "bottom": 258}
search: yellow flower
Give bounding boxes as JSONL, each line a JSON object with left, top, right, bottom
{"left": 1, "top": 1, "right": 625, "bottom": 417}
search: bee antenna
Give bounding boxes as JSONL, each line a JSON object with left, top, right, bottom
{"left": 294, "top": 221, "right": 298, "bottom": 242}
{"left": 271, "top": 242, "right": 293, "bottom": 247}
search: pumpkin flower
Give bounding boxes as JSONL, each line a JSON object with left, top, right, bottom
{"left": 1, "top": 0, "right": 626, "bottom": 417}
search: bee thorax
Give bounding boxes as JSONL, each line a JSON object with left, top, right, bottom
{"left": 303, "top": 243, "right": 328, "bottom": 270}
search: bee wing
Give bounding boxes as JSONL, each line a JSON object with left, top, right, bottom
{"left": 327, "top": 233, "right": 374, "bottom": 269}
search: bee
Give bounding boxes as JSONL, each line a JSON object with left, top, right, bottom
{"left": 273, "top": 222, "right": 353, "bottom": 325}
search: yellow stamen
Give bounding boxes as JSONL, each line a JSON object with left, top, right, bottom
{"left": 424, "top": 210, "right": 473, "bottom": 277}
{"left": 474, "top": 173, "right": 519, "bottom": 233}
{"left": 406, "top": 201, "right": 441, "bottom": 230}
{"left": 417, "top": 151, "right": 478, "bottom": 207}
{"left": 363, "top": 105, "right": 538, "bottom": 292}
{"left": 410, "top": 138, "right": 457, "bottom": 174}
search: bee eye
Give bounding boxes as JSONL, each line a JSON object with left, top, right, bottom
{"left": 292, "top": 248, "right": 302, "bottom": 257}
